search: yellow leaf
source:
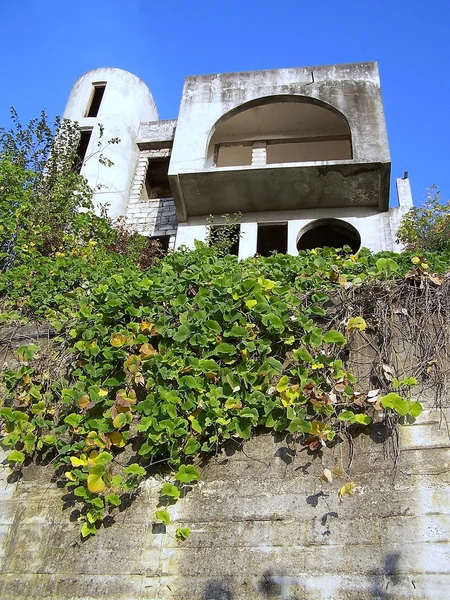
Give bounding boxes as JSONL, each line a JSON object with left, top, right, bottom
{"left": 108, "top": 431, "right": 126, "bottom": 447}
{"left": 245, "top": 299, "right": 257, "bottom": 310}
{"left": 98, "top": 389, "right": 108, "bottom": 397}
{"left": 332, "top": 467, "right": 345, "bottom": 478}
{"left": 70, "top": 455, "right": 87, "bottom": 467}
{"left": 280, "top": 390, "right": 294, "bottom": 407}
{"left": 111, "top": 333, "right": 127, "bottom": 347}
{"left": 411, "top": 256, "right": 420, "bottom": 264}
{"left": 65, "top": 471, "right": 76, "bottom": 481}
{"left": 225, "top": 398, "right": 242, "bottom": 409}
{"left": 347, "top": 317, "right": 366, "bottom": 331}
{"left": 312, "top": 362, "right": 324, "bottom": 370}
{"left": 241, "top": 349, "right": 249, "bottom": 361}
{"left": 140, "top": 321, "right": 155, "bottom": 333}
{"left": 88, "top": 450, "right": 99, "bottom": 466}
{"left": 339, "top": 482, "right": 357, "bottom": 500}
{"left": 85, "top": 431, "right": 106, "bottom": 448}
{"left": 87, "top": 471, "right": 106, "bottom": 494}
{"left": 140, "top": 343, "right": 157, "bottom": 356}
{"left": 78, "top": 394, "right": 90, "bottom": 409}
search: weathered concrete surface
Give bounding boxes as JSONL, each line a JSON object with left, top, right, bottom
{"left": 63, "top": 68, "right": 158, "bottom": 220}
{"left": 1, "top": 409, "right": 450, "bottom": 599}
{"left": 1, "top": 320, "right": 450, "bottom": 599}
{"left": 169, "top": 62, "right": 391, "bottom": 221}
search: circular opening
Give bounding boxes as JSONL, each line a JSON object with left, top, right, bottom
{"left": 297, "top": 219, "right": 361, "bottom": 253}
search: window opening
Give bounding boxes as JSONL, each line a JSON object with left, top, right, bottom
{"left": 257, "top": 223, "right": 287, "bottom": 256}
{"left": 142, "top": 158, "right": 172, "bottom": 200}
{"left": 86, "top": 84, "right": 106, "bottom": 118}
{"left": 297, "top": 219, "right": 360, "bottom": 253}
{"left": 208, "top": 97, "right": 352, "bottom": 167}
{"left": 73, "top": 130, "right": 92, "bottom": 174}
{"left": 151, "top": 235, "right": 170, "bottom": 254}
{"left": 209, "top": 225, "right": 241, "bottom": 256}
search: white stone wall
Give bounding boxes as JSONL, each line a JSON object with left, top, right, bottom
{"left": 63, "top": 68, "right": 158, "bottom": 220}
{"left": 174, "top": 206, "right": 406, "bottom": 257}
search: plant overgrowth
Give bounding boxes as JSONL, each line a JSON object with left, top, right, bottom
{"left": 1, "top": 113, "right": 449, "bottom": 539}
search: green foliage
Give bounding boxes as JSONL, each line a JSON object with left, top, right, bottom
{"left": 397, "top": 186, "right": 450, "bottom": 253}
{"left": 1, "top": 114, "right": 446, "bottom": 539}
{"left": 206, "top": 213, "right": 242, "bottom": 257}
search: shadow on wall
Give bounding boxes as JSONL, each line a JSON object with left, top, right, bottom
{"left": 203, "top": 579, "right": 235, "bottom": 600}
{"left": 254, "top": 552, "right": 402, "bottom": 600}
{"left": 370, "top": 552, "right": 402, "bottom": 599}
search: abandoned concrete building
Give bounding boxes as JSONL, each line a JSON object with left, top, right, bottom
{"left": 63, "top": 61, "right": 413, "bottom": 257}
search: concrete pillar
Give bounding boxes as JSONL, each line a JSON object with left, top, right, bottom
{"left": 239, "top": 222, "right": 258, "bottom": 259}
{"left": 396, "top": 174, "right": 414, "bottom": 209}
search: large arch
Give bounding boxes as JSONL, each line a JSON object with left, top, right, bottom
{"left": 296, "top": 219, "right": 361, "bottom": 253}
{"left": 206, "top": 95, "right": 352, "bottom": 167}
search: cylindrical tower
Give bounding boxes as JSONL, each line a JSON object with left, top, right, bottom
{"left": 63, "top": 68, "right": 158, "bottom": 219}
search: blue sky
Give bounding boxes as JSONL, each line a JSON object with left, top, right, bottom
{"left": 0, "top": 0, "right": 449, "bottom": 204}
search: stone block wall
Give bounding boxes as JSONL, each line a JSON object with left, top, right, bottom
{"left": 126, "top": 149, "right": 178, "bottom": 249}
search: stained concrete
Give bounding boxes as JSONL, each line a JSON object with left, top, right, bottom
{"left": 1, "top": 325, "right": 450, "bottom": 599}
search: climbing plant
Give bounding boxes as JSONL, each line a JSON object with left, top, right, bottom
{"left": 1, "top": 113, "right": 450, "bottom": 539}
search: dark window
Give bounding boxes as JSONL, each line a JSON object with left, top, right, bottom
{"left": 86, "top": 84, "right": 106, "bottom": 117}
{"left": 151, "top": 235, "right": 170, "bottom": 254}
{"left": 297, "top": 219, "right": 361, "bottom": 253}
{"left": 209, "top": 225, "right": 241, "bottom": 256}
{"left": 74, "top": 130, "right": 92, "bottom": 174}
{"left": 144, "top": 158, "right": 171, "bottom": 199}
{"left": 257, "top": 223, "right": 287, "bottom": 256}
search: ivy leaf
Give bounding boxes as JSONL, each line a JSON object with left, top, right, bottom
{"left": 184, "top": 437, "right": 201, "bottom": 455}
{"left": 339, "top": 482, "right": 357, "bottom": 500}
{"left": 205, "top": 320, "right": 222, "bottom": 333}
{"left": 173, "top": 324, "right": 190, "bottom": 342}
{"left": 8, "top": 450, "right": 25, "bottom": 464}
{"left": 381, "top": 393, "right": 409, "bottom": 416}
{"left": 175, "top": 464, "right": 200, "bottom": 483}
{"left": 105, "top": 493, "right": 121, "bottom": 507}
{"left": 323, "top": 330, "right": 347, "bottom": 346}
{"left": 175, "top": 527, "right": 191, "bottom": 540}
{"left": 155, "top": 509, "right": 171, "bottom": 526}
{"left": 113, "top": 412, "right": 128, "bottom": 429}
{"left": 81, "top": 522, "right": 97, "bottom": 538}
{"left": 124, "top": 464, "right": 146, "bottom": 477}
{"left": 409, "top": 401, "right": 423, "bottom": 419}
{"left": 347, "top": 317, "right": 366, "bottom": 331}
{"left": 276, "top": 376, "right": 289, "bottom": 393}
{"left": 161, "top": 482, "right": 180, "bottom": 500}
{"left": 293, "top": 348, "right": 313, "bottom": 363}
{"left": 214, "top": 343, "right": 237, "bottom": 357}
{"left": 87, "top": 465, "right": 106, "bottom": 494}
{"left": 107, "top": 431, "right": 126, "bottom": 447}
{"left": 110, "top": 333, "right": 127, "bottom": 347}
{"left": 64, "top": 413, "right": 83, "bottom": 428}
{"left": 16, "top": 344, "right": 40, "bottom": 362}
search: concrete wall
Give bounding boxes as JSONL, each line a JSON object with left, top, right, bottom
{"left": 170, "top": 62, "right": 390, "bottom": 175}
{"left": 63, "top": 68, "right": 159, "bottom": 219}
{"left": 1, "top": 322, "right": 449, "bottom": 599}
{"left": 175, "top": 206, "right": 406, "bottom": 256}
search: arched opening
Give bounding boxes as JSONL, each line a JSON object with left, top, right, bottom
{"left": 207, "top": 96, "right": 352, "bottom": 168}
{"left": 297, "top": 219, "right": 361, "bottom": 253}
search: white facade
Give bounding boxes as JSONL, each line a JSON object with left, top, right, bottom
{"left": 63, "top": 63, "right": 413, "bottom": 255}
